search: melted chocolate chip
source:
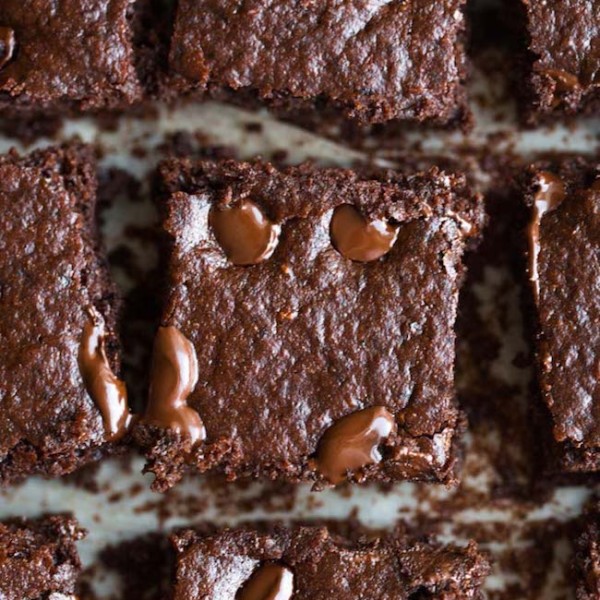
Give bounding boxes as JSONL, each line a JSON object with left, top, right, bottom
{"left": 314, "top": 406, "right": 396, "bottom": 484}
{"left": 79, "top": 307, "right": 132, "bottom": 442}
{"left": 210, "top": 200, "right": 280, "bottom": 265}
{"left": 237, "top": 563, "right": 294, "bottom": 600}
{"left": 330, "top": 204, "right": 397, "bottom": 262}
{"left": 528, "top": 171, "right": 566, "bottom": 304}
{"left": 544, "top": 68, "right": 580, "bottom": 93}
{"left": 0, "top": 27, "right": 15, "bottom": 70}
{"left": 142, "top": 326, "right": 205, "bottom": 443}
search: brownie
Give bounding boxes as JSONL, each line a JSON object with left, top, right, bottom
{"left": 515, "top": 1, "right": 600, "bottom": 120}
{"left": 574, "top": 501, "right": 600, "bottom": 600}
{"left": 168, "top": 0, "right": 470, "bottom": 127}
{"left": 135, "top": 159, "right": 484, "bottom": 491}
{"left": 0, "top": 514, "right": 84, "bottom": 600}
{"left": 0, "top": 144, "right": 132, "bottom": 485}
{"left": 523, "top": 158, "right": 599, "bottom": 473}
{"left": 0, "top": 0, "right": 145, "bottom": 113}
{"left": 170, "top": 525, "right": 490, "bottom": 599}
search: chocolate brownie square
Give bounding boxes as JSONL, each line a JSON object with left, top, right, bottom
{"left": 0, "top": 144, "right": 132, "bottom": 485}
{"left": 170, "top": 525, "right": 490, "bottom": 599}
{"left": 0, "top": 514, "right": 84, "bottom": 599}
{"left": 523, "top": 158, "right": 599, "bottom": 473}
{"left": 573, "top": 501, "right": 600, "bottom": 600}
{"left": 135, "top": 159, "right": 484, "bottom": 491}
{"left": 168, "top": 0, "right": 470, "bottom": 127}
{"left": 0, "top": 0, "right": 145, "bottom": 113}
{"left": 515, "top": 1, "right": 600, "bottom": 120}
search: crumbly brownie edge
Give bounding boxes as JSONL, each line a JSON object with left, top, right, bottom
{"left": 0, "top": 514, "right": 85, "bottom": 598}
{"left": 134, "top": 159, "right": 483, "bottom": 491}
{"left": 170, "top": 525, "right": 490, "bottom": 598}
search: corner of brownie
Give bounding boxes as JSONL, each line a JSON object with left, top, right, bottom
{"left": 513, "top": 0, "right": 600, "bottom": 121}
{"left": 0, "top": 0, "right": 148, "bottom": 113}
{"left": 0, "top": 514, "right": 85, "bottom": 599}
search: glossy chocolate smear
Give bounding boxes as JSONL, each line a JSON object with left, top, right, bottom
{"left": 528, "top": 171, "right": 566, "bottom": 303}
{"left": 314, "top": 406, "right": 396, "bottom": 484}
{"left": 0, "top": 27, "right": 15, "bottom": 70}
{"left": 142, "top": 326, "right": 205, "bottom": 443}
{"left": 79, "top": 307, "right": 132, "bottom": 442}
{"left": 237, "top": 563, "right": 294, "bottom": 600}
{"left": 544, "top": 69, "right": 580, "bottom": 92}
{"left": 330, "top": 204, "right": 398, "bottom": 262}
{"left": 210, "top": 200, "right": 280, "bottom": 265}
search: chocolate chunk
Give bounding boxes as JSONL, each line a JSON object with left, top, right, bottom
{"left": 330, "top": 204, "right": 398, "bottom": 262}
{"left": 210, "top": 200, "right": 280, "bottom": 265}
{"left": 0, "top": 26, "right": 15, "bottom": 70}
{"left": 544, "top": 68, "right": 580, "bottom": 93}
{"left": 142, "top": 326, "right": 205, "bottom": 443}
{"left": 238, "top": 563, "right": 294, "bottom": 600}
{"left": 527, "top": 171, "right": 565, "bottom": 303}
{"left": 314, "top": 406, "right": 396, "bottom": 484}
{"left": 79, "top": 306, "right": 132, "bottom": 442}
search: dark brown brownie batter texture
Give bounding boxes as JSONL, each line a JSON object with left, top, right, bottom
{"left": 524, "top": 160, "right": 599, "bottom": 473}
{"left": 0, "top": 0, "right": 143, "bottom": 112}
{"left": 518, "top": 0, "right": 600, "bottom": 120}
{"left": 135, "top": 159, "right": 484, "bottom": 491}
{"left": 0, "top": 515, "right": 84, "bottom": 600}
{"left": 0, "top": 145, "right": 132, "bottom": 485}
{"left": 170, "top": 525, "right": 490, "bottom": 599}
{"left": 169, "top": 0, "right": 470, "bottom": 127}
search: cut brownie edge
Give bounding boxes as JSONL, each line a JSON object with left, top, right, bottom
{"left": 510, "top": 0, "right": 600, "bottom": 123}
{"left": 170, "top": 525, "right": 490, "bottom": 599}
